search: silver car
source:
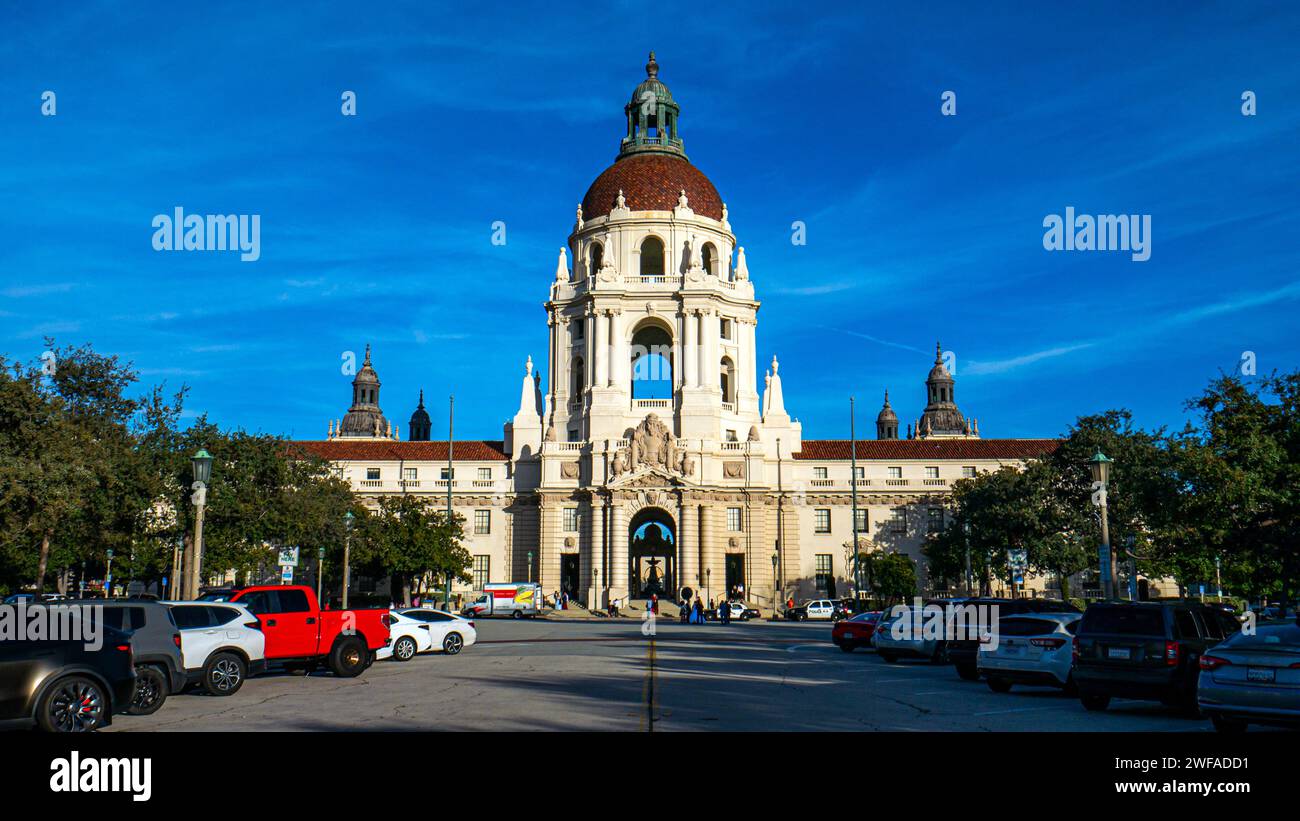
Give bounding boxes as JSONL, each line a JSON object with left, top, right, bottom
{"left": 1197, "top": 621, "right": 1300, "bottom": 732}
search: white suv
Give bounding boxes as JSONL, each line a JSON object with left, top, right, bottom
{"left": 166, "top": 601, "right": 266, "bottom": 696}
{"left": 803, "top": 600, "right": 836, "bottom": 620}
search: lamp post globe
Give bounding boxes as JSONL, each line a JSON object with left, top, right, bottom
{"left": 1088, "top": 451, "right": 1116, "bottom": 599}
{"left": 1088, "top": 450, "right": 1112, "bottom": 485}
{"left": 191, "top": 449, "right": 214, "bottom": 485}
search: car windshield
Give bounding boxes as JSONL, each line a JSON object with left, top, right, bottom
{"left": 849, "top": 612, "right": 879, "bottom": 623}
{"left": 1082, "top": 607, "right": 1165, "bottom": 636}
{"left": 1221, "top": 623, "right": 1300, "bottom": 651}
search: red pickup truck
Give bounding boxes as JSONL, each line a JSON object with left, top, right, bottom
{"left": 221, "top": 585, "right": 390, "bottom": 677}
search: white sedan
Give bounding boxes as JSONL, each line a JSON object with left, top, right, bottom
{"left": 378, "top": 608, "right": 478, "bottom": 661}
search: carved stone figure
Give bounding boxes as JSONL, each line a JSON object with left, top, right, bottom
{"left": 747, "top": 425, "right": 760, "bottom": 442}
{"left": 677, "top": 449, "right": 696, "bottom": 477}
{"left": 723, "top": 461, "right": 744, "bottom": 479}
{"left": 610, "top": 449, "right": 628, "bottom": 478}
{"left": 630, "top": 413, "right": 676, "bottom": 472}
{"left": 561, "top": 461, "right": 580, "bottom": 479}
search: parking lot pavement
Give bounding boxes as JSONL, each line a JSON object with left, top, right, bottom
{"left": 107, "top": 618, "right": 1213, "bottom": 732}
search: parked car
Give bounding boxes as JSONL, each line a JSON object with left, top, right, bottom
{"left": 785, "top": 599, "right": 836, "bottom": 621}
{"left": 950, "top": 598, "right": 1080, "bottom": 681}
{"left": 70, "top": 599, "right": 186, "bottom": 716}
{"left": 977, "top": 612, "right": 1082, "bottom": 693}
{"left": 221, "top": 585, "right": 390, "bottom": 677}
{"left": 1198, "top": 619, "right": 1300, "bottom": 732}
{"left": 832, "top": 611, "right": 882, "bottom": 652}
{"left": 1073, "top": 600, "right": 1239, "bottom": 713}
{"left": 719, "top": 601, "right": 758, "bottom": 622}
{"left": 873, "top": 599, "right": 969, "bottom": 663}
{"left": 166, "top": 601, "right": 266, "bottom": 695}
{"left": 378, "top": 609, "right": 478, "bottom": 660}
{"left": 0, "top": 618, "right": 137, "bottom": 732}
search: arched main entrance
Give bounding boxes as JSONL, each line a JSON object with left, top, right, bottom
{"left": 628, "top": 507, "right": 676, "bottom": 599}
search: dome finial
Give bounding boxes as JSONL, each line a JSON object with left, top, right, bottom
{"left": 646, "top": 50, "right": 658, "bottom": 79}
{"left": 935, "top": 341, "right": 943, "bottom": 364}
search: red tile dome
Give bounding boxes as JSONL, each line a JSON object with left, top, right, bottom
{"left": 581, "top": 153, "right": 724, "bottom": 222}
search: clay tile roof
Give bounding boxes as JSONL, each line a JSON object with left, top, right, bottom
{"left": 288, "top": 440, "right": 508, "bottom": 462}
{"left": 793, "top": 439, "right": 1061, "bottom": 460}
{"left": 581, "top": 153, "right": 723, "bottom": 221}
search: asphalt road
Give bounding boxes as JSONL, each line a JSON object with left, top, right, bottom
{"left": 102, "top": 617, "right": 1227, "bottom": 732}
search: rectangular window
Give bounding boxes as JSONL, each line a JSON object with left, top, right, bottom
{"left": 477, "top": 467, "right": 492, "bottom": 480}
{"left": 813, "top": 466, "right": 828, "bottom": 479}
{"left": 403, "top": 467, "right": 418, "bottom": 481}
{"left": 962, "top": 466, "right": 977, "bottom": 478}
{"left": 925, "top": 466, "right": 939, "bottom": 479}
{"left": 440, "top": 468, "right": 455, "bottom": 480}
{"left": 725, "top": 429, "right": 738, "bottom": 442}
{"left": 720, "top": 318, "right": 733, "bottom": 340}
{"left": 563, "top": 507, "right": 579, "bottom": 532}
{"left": 888, "top": 466, "right": 903, "bottom": 479}
{"left": 854, "top": 509, "right": 868, "bottom": 533}
{"left": 815, "top": 509, "right": 831, "bottom": 534}
{"left": 366, "top": 468, "right": 380, "bottom": 481}
{"left": 854, "top": 466, "right": 864, "bottom": 479}
{"left": 572, "top": 321, "right": 584, "bottom": 340}
{"left": 474, "top": 509, "right": 491, "bottom": 535}
{"left": 815, "top": 554, "right": 833, "bottom": 593}
{"left": 473, "top": 555, "right": 490, "bottom": 589}
{"left": 928, "top": 508, "right": 944, "bottom": 533}
{"left": 727, "top": 507, "right": 743, "bottom": 532}
{"left": 890, "top": 507, "right": 907, "bottom": 534}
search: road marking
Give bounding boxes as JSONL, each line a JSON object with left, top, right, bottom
{"left": 972, "top": 705, "right": 1063, "bottom": 716}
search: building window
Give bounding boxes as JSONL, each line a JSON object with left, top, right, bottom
{"left": 473, "top": 555, "right": 490, "bottom": 589}
{"left": 925, "top": 466, "right": 939, "bottom": 479}
{"left": 478, "top": 467, "right": 492, "bottom": 480}
{"left": 639, "top": 236, "right": 665, "bottom": 277}
{"left": 563, "top": 507, "right": 579, "bottom": 532}
{"left": 403, "top": 467, "right": 418, "bottom": 481}
{"left": 854, "top": 509, "right": 868, "bottom": 533}
{"left": 720, "top": 318, "right": 733, "bottom": 340}
{"left": 854, "top": 466, "right": 864, "bottom": 479}
{"left": 890, "top": 507, "right": 907, "bottom": 534}
{"left": 441, "top": 468, "right": 455, "bottom": 480}
{"left": 813, "top": 466, "right": 828, "bottom": 479}
{"left": 572, "top": 320, "right": 584, "bottom": 340}
{"left": 366, "top": 468, "right": 380, "bottom": 481}
{"left": 888, "top": 466, "right": 903, "bottom": 479}
{"left": 727, "top": 507, "right": 743, "bottom": 532}
{"left": 928, "top": 508, "right": 944, "bottom": 533}
{"left": 815, "top": 554, "right": 833, "bottom": 593}
{"left": 815, "top": 509, "right": 831, "bottom": 534}
{"left": 725, "top": 429, "right": 738, "bottom": 442}
{"left": 962, "top": 466, "right": 977, "bottom": 479}
{"left": 474, "top": 510, "right": 491, "bottom": 535}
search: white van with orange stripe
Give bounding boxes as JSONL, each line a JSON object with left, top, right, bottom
{"left": 462, "top": 582, "right": 542, "bottom": 619}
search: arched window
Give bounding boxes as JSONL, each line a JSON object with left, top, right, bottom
{"left": 720, "top": 356, "right": 736, "bottom": 404}
{"left": 589, "top": 242, "right": 603, "bottom": 275}
{"left": 702, "top": 243, "right": 716, "bottom": 276}
{"left": 640, "top": 236, "right": 664, "bottom": 277}
{"left": 572, "top": 357, "right": 584, "bottom": 400}
{"left": 631, "top": 322, "right": 673, "bottom": 400}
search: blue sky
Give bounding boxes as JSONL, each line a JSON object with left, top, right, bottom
{"left": 2, "top": 2, "right": 1297, "bottom": 441}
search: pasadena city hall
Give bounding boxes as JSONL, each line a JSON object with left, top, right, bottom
{"left": 293, "top": 54, "right": 1058, "bottom": 610}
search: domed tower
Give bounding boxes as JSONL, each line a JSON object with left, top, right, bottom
{"left": 876, "top": 389, "right": 899, "bottom": 440}
{"left": 338, "top": 344, "right": 391, "bottom": 438}
{"left": 917, "top": 342, "right": 974, "bottom": 439}
{"left": 408, "top": 390, "right": 431, "bottom": 441}
{"left": 534, "top": 51, "right": 788, "bottom": 449}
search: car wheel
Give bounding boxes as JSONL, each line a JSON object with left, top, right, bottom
{"left": 38, "top": 676, "right": 108, "bottom": 732}
{"left": 127, "top": 666, "right": 168, "bottom": 715}
{"left": 930, "top": 642, "right": 949, "bottom": 664}
{"left": 392, "top": 636, "right": 418, "bottom": 662}
{"left": 1081, "top": 693, "right": 1111, "bottom": 712}
{"left": 955, "top": 662, "right": 980, "bottom": 681}
{"left": 879, "top": 651, "right": 898, "bottom": 663}
{"left": 1063, "top": 674, "right": 1079, "bottom": 696}
{"left": 328, "top": 636, "right": 369, "bottom": 677}
{"left": 987, "top": 676, "right": 1013, "bottom": 693}
{"left": 512, "top": 610, "right": 523, "bottom": 620}
{"left": 1211, "top": 714, "right": 1247, "bottom": 733}
{"left": 443, "top": 632, "right": 464, "bottom": 655}
{"left": 203, "top": 652, "right": 246, "bottom": 696}
{"left": 839, "top": 642, "right": 855, "bottom": 653}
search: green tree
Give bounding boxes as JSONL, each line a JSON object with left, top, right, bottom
{"left": 354, "top": 495, "right": 469, "bottom": 607}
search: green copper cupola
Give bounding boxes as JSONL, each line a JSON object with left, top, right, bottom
{"left": 620, "top": 51, "right": 686, "bottom": 159}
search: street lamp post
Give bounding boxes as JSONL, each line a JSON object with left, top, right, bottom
{"left": 105, "top": 549, "right": 114, "bottom": 599}
{"left": 342, "top": 511, "right": 354, "bottom": 610}
{"left": 527, "top": 550, "right": 534, "bottom": 583}
{"left": 316, "top": 546, "right": 326, "bottom": 604}
{"left": 1088, "top": 451, "right": 1115, "bottom": 600}
{"left": 771, "top": 553, "right": 779, "bottom": 619}
{"left": 963, "top": 521, "right": 973, "bottom": 596}
{"left": 849, "top": 397, "right": 862, "bottom": 612}
{"left": 188, "top": 449, "right": 213, "bottom": 600}
{"left": 776, "top": 437, "right": 784, "bottom": 612}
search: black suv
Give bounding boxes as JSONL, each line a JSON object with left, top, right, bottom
{"left": 1073, "top": 600, "right": 1239, "bottom": 713}
{"left": 0, "top": 619, "right": 137, "bottom": 732}
{"left": 950, "top": 597, "right": 1081, "bottom": 680}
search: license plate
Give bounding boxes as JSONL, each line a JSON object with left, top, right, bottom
{"left": 1003, "top": 645, "right": 1024, "bottom": 656}
{"left": 1107, "top": 647, "right": 1131, "bottom": 660}
{"left": 1247, "top": 667, "right": 1275, "bottom": 683}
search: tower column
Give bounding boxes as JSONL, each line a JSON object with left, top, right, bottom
{"left": 683, "top": 308, "right": 698, "bottom": 387}
{"left": 611, "top": 501, "right": 629, "bottom": 602}
{"left": 611, "top": 309, "right": 627, "bottom": 390}
{"left": 595, "top": 309, "right": 609, "bottom": 387}
{"left": 678, "top": 497, "right": 696, "bottom": 594}
{"left": 589, "top": 498, "right": 606, "bottom": 607}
